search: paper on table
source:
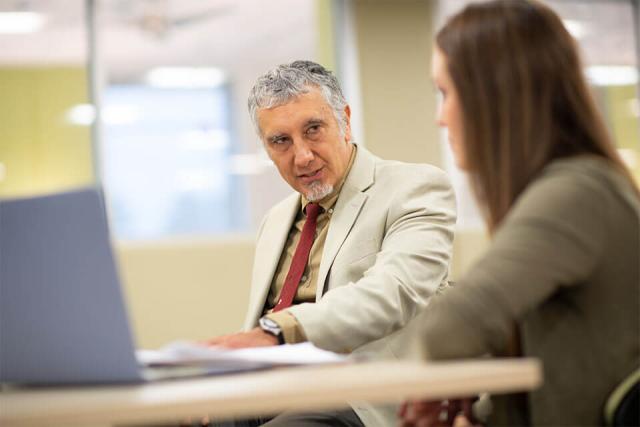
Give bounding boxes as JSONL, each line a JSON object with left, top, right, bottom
{"left": 230, "top": 342, "right": 348, "bottom": 365}
{"left": 137, "top": 342, "right": 347, "bottom": 368}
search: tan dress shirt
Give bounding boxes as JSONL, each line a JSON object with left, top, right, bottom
{"left": 264, "top": 145, "right": 356, "bottom": 343}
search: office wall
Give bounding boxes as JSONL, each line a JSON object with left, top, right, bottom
{"left": 115, "top": 239, "right": 254, "bottom": 347}
{"left": 607, "top": 85, "right": 640, "bottom": 182}
{"left": 353, "top": 0, "right": 442, "bottom": 165}
{"left": 0, "top": 67, "right": 93, "bottom": 197}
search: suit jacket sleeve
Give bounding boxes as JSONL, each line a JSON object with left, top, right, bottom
{"left": 419, "top": 165, "right": 614, "bottom": 359}
{"left": 287, "top": 165, "right": 456, "bottom": 353}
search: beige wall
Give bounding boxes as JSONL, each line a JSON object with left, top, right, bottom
{"left": 115, "top": 239, "right": 255, "bottom": 348}
{"left": 606, "top": 85, "right": 640, "bottom": 182}
{"left": 354, "top": 0, "right": 441, "bottom": 165}
{"left": 451, "top": 229, "right": 489, "bottom": 280}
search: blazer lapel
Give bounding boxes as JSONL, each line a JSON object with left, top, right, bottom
{"left": 316, "top": 145, "right": 376, "bottom": 300}
{"left": 246, "top": 193, "right": 299, "bottom": 327}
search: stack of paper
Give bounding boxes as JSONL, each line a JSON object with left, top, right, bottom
{"left": 136, "top": 342, "right": 347, "bottom": 379}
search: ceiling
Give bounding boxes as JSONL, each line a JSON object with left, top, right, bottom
{"left": 0, "top": 0, "right": 317, "bottom": 82}
{"left": 437, "top": 0, "right": 638, "bottom": 66}
{"left": 0, "top": 0, "right": 636, "bottom": 79}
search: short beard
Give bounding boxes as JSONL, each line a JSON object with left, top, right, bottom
{"left": 305, "top": 181, "right": 334, "bottom": 202}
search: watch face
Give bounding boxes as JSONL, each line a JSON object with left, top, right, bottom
{"left": 259, "top": 317, "right": 284, "bottom": 344}
{"left": 260, "top": 317, "right": 280, "bottom": 332}
{"left": 261, "top": 318, "right": 276, "bottom": 327}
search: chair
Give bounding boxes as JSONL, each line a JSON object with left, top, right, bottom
{"left": 604, "top": 368, "right": 640, "bottom": 427}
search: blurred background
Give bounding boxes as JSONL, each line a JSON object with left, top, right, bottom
{"left": 1, "top": 0, "right": 638, "bottom": 348}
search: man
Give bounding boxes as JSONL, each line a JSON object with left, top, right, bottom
{"left": 206, "top": 60, "right": 456, "bottom": 426}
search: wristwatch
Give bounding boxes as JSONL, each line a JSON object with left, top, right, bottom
{"left": 258, "top": 316, "right": 285, "bottom": 344}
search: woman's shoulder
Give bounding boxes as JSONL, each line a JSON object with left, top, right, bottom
{"left": 530, "top": 155, "right": 637, "bottom": 208}
{"left": 508, "top": 155, "right": 639, "bottom": 227}
{"left": 541, "top": 155, "right": 617, "bottom": 183}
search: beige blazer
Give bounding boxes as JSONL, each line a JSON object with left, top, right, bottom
{"left": 243, "top": 144, "right": 456, "bottom": 426}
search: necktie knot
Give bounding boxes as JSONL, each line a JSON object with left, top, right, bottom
{"left": 305, "top": 202, "right": 321, "bottom": 220}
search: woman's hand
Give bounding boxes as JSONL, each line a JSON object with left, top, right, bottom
{"left": 398, "top": 398, "right": 481, "bottom": 427}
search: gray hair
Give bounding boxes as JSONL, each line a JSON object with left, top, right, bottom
{"left": 248, "top": 60, "right": 349, "bottom": 138}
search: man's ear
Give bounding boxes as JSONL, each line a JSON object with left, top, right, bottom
{"left": 344, "top": 105, "right": 352, "bottom": 142}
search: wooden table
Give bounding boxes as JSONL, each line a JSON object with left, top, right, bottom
{"left": 0, "top": 358, "right": 542, "bottom": 426}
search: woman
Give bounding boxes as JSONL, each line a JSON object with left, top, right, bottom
{"left": 401, "top": 1, "right": 639, "bottom": 426}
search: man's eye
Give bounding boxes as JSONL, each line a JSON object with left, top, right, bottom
{"left": 306, "top": 125, "right": 320, "bottom": 135}
{"left": 272, "top": 137, "right": 289, "bottom": 145}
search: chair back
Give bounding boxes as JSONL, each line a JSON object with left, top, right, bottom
{"left": 604, "top": 368, "right": 640, "bottom": 427}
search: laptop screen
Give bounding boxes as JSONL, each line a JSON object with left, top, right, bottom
{"left": 0, "top": 188, "right": 143, "bottom": 384}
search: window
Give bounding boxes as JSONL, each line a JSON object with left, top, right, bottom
{"left": 101, "top": 84, "right": 240, "bottom": 239}
{"left": 95, "top": 0, "right": 317, "bottom": 240}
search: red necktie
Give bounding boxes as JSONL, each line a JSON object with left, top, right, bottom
{"left": 273, "top": 202, "right": 321, "bottom": 312}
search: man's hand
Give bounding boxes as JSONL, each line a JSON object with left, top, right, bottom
{"left": 398, "top": 399, "right": 479, "bottom": 427}
{"left": 201, "top": 327, "right": 278, "bottom": 349}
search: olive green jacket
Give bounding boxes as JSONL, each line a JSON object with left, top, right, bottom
{"left": 421, "top": 156, "right": 640, "bottom": 426}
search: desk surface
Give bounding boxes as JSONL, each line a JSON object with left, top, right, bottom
{"left": 1, "top": 358, "right": 542, "bottom": 427}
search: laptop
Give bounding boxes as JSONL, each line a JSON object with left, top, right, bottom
{"left": 0, "top": 188, "right": 256, "bottom": 384}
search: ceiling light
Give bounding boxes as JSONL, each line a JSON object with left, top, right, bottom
{"left": 66, "top": 104, "right": 142, "bottom": 126}
{"left": 145, "top": 67, "right": 226, "bottom": 89}
{"left": 585, "top": 66, "right": 639, "bottom": 86}
{"left": 66, "top": 104, "right": 96, "bottom": 126}
{"left": 562, "top": 19, "right": 586, "bottom": 39}
{"left": 0, "top": 12, "right": 45, "bottom": 34}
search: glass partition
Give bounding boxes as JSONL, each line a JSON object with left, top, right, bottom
{"left": 0, "top": 1, "right": 92, "bottom": 198}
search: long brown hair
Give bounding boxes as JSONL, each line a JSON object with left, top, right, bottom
{"left": 436, "top": 0, "right": 636, "bottom": 231}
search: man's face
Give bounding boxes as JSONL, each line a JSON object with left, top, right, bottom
{"left": 257, "top": 88, "right": 353, "bottom": 201}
